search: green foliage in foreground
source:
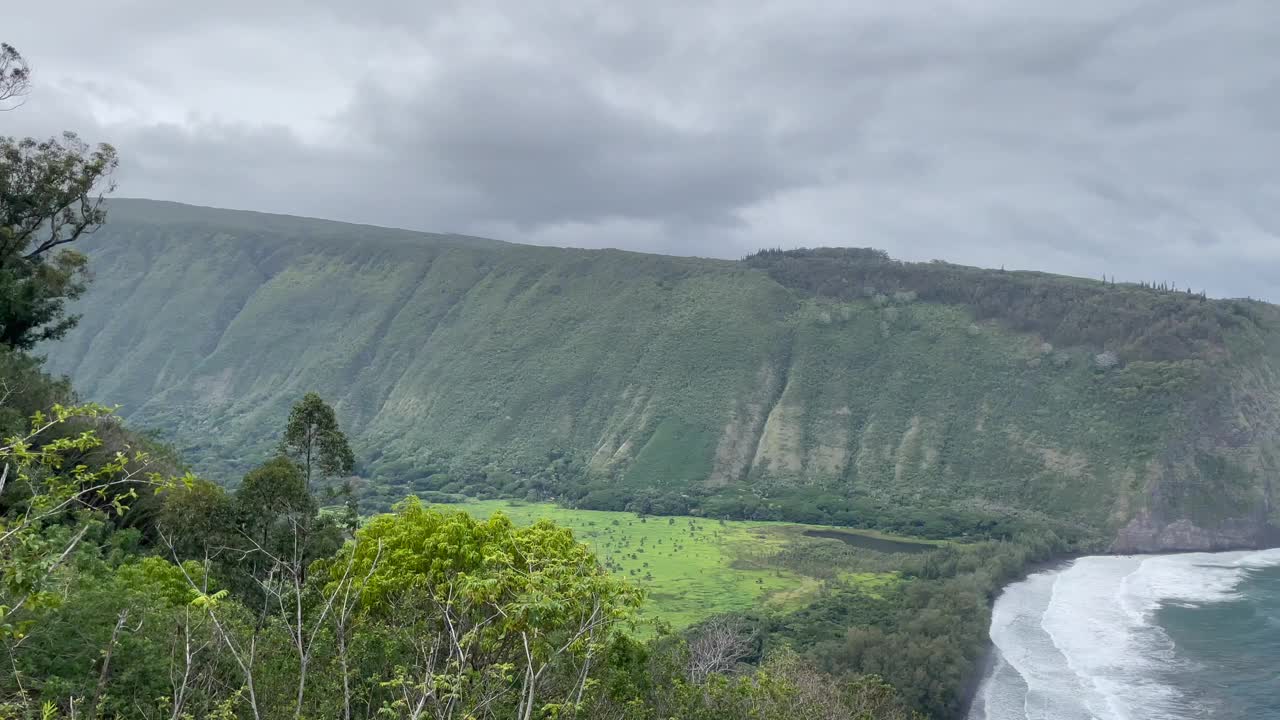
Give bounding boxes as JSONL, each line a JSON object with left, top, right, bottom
{"left": 0, "top": 330, "right": 1047, "bottom": 719}
{"left": 0, "top": 377, "right": 924, "bottom": 718}
{"left": 0, "top": 413, "right": 921, "bottom": 718}
{"left": 437, "top": 503, "right": 1065, "bottom": 718}
{"left": 45, "top": 200, "right": 1280, "bottom": 547}
{"left": 0, "top": 401, "right": 181, "bottom": 643}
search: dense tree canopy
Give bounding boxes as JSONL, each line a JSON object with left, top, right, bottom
{"left": 744, "top": 247, "right": 1255, "bottom": 363}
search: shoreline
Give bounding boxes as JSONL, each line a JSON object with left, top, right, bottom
{"left": 957, "top": 544, "right": 1280, "bottom": 719}
{"left": 957, "top": 551, "right": 1083, "bottom": 719}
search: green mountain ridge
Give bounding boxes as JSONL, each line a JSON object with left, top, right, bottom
{"left": 44, "top": 199, "right": 1280, "bottom": 551}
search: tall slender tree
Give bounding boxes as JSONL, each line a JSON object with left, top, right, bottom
{"left": 280, "top": 392, "right": 354, "bottom": 493}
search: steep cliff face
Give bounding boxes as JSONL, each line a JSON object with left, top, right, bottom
{"left": 45, "top": 200, "right": 1280, "bottom": 548}
{"left": 1111, "top": 353, "right": 1280, "bottom": 551}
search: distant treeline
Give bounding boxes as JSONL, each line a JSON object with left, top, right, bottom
{"left": 744, "top": 247, "right": 1267, "bottom": 362}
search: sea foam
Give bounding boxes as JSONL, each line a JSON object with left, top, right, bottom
{"left": 970, "top": 549, "right": 1280, "bottom": 720}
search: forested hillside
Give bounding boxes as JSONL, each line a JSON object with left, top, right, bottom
{"left": 45, "top": 200, "right": 1280, "bottom": 552}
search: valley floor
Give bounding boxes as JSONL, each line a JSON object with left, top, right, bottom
{"left": 434, "top": 499, "right": 941, "bottom": 628}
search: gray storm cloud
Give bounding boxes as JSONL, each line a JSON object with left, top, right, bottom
{"left": 4, "top": 0, "right": 1279, "bottom": 298}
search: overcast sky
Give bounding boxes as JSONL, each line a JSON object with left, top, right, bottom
{"left": 6, "top": 1, "right": 1280, "bottom": 298}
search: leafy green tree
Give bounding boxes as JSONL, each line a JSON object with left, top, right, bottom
{"left": 158, "top": 476, "right": 237, "bottom": 560}
{"left": 0, "top": 350, "right": 70, "bottom": 436}
{"left": 229, "top": 455, "right": 344, "bottom": 584}
{"left": 679, "top": 647, "right": 920, "bottom": 720}
{"left": 0, "top": 134, "right": 118, "bottom": 350}
{"left": 0, "top": 43, "right": 118, "bottom": 350}
{"left": 0, "top": 403, "right": 182, "bottom": 714}
{"left": 585, "top": 638, "right": 921, "bottom": 720}
{"left": 280, "top": 393, "right": 354, "bottom": 493}
{"left": 10, "top": 556, "right": 242, "bottom": 719}
{"left": 235, "top": 456, "right": 314, "bottom": 548}
{"left": 332, "top": 498, "right": 643, "bottom": 719}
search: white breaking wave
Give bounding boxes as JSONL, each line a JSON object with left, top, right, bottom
{"left": 970, "top": 549, "right": 1280, "bottom": 720}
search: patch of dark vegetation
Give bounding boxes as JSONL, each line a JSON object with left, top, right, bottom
{"left": 745, "top": 247, "right": 1269, "bottom": 362}
{"left": 802, "top": 528, "right": 937, "bottom": 554}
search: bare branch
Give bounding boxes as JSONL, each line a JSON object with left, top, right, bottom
{"left": 686, "top": 616, "right": 755, "bottom": 684}
{"left": 162, "top": 531, "right": 263, "bottom": 720}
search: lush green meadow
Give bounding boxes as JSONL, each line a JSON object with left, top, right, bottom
{"left": 433, "top": 499, "right": 939, "bottom": 628}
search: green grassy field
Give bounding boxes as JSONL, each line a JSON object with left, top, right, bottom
{"left": 432, "top": 499, "right": 938, "bottom": 628}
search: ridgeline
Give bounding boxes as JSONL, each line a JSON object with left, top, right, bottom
{"left": 47, "top": 199, "right": 1280, "bottom": 552}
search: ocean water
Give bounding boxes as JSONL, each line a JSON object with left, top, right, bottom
{"left": 968, "top": 549, "right": 1280, "bottom": 720}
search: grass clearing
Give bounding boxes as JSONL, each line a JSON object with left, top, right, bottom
{"left": 432, "top": 499, "right": 929, "bottom": 628}
{"left": 839, "top": 571, "right": 903, "bottom": 599}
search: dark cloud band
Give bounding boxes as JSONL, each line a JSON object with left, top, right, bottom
{"left": 5, "top": 0, "right": 1279, "bottom": 299}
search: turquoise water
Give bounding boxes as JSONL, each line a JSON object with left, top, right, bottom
{"left": 969, "top": 549, "right": 1280, "bottom": 720}
{"left": 1154, "top": 565, "right": 1280, "bottom": 718}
